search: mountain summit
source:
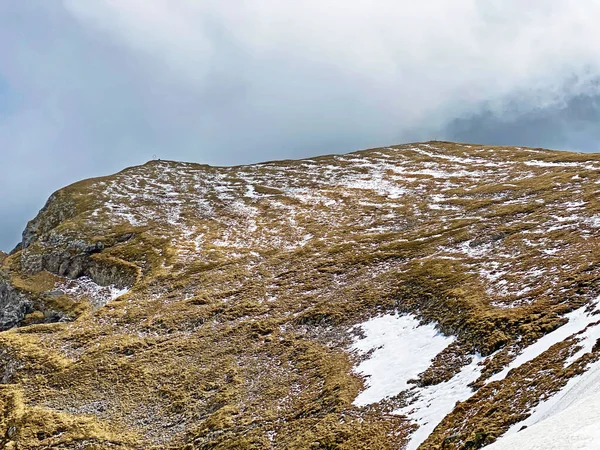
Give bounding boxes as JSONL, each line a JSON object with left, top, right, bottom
{"left": 2, "top": 142, "right": 600, "bottom": 449}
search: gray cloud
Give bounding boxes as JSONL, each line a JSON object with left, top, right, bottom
{"left": 2, "top": 1, "right": 600, "bottom": 250}
{"left": 442, "top": 91, "right": 600, "bottom": 152}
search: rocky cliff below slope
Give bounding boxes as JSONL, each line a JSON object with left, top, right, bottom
{"left": 2, "top": 141, "right": 600, "bottom": 449}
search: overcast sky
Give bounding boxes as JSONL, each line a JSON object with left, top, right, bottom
{"left": 2, "top": 1, "right": 600, "bottom": 251}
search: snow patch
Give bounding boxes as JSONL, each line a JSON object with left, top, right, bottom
{"left": 564, "top": 320, "right": 600, "bottom": 367}
{"left": 524, "top": 160, "right": 597, "bottom": 170}
{"left": 398, "top": 354, "right": 486, "bottom": 450}
{"left": 55, "top": 277, "right": 130, "bottom": 308}
{"left": 488, "top": 359, "right": 600, "bottom": 449}
{"left": 351, "top": 314, "right": 454, "bottom": 406}
{"left": 350, "top": 314, "right": 487, "bottom": 450}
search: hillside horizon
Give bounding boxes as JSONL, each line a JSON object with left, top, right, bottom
{"left": 1, "top": 141, "right": 600, "bottom": 448}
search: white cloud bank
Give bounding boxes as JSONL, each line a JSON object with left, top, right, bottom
{"left": 63, "top": 0, "right": 600, "bottom": 129}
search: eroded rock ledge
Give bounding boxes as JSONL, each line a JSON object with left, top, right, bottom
{"left": 0, "top": 192, "right": 137, "bottom": 330}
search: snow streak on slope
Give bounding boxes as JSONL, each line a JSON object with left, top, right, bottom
{"left": 487, "top": 359, "right": 600, "bottom": 450}
{"left": 398, "top": 354, "right": 485, "bottom": 450}
{"left": 352, "top": 302, "right": 600, "bottom": 449}
{"left": 55, "top": 276, "right": 130, "bottom": 308}
{"left": 484, "top": 299, "right": 600, "bottom": 448}
{"left": 488, "top": 299, "right": 600, "bottom": 383}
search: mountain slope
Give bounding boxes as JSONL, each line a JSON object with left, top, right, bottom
{"left": 2, "top": 141, "right": 600, "bottom": 449}
{"left": 487, "top": 359, "right": 600, "bottom": 449}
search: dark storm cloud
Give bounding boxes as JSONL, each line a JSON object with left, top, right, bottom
{"left": 2, "top": 0, "right": 600, "bottom": 250}
{"left": 443, "top": 94, "right": 600, "bottom": 153}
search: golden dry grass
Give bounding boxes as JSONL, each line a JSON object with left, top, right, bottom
{"left": 2, "top": 141, "right": 600, "bottom": 448}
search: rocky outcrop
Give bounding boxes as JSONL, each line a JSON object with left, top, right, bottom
{"left": 0, "top": 197, "right": 135, "bottom": 332}
{"left": 22, "top": 238, "right": 102, "bottom": 277}
{"left": 20, "top": 191, "right": 78, "bottom": 250}
{"left": 20, "top": 239, "right": 136, "bottom": 290}
{"left": 15, "top": 186, "right": 137, "bottom": 292}
{"left": 0, "top": 273, "right": 33, "bottom": 331}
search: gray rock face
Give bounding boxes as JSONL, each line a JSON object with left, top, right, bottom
{"left": 18, "top": 202, "right": 135, "bottom": 290}
{"left": 20, "top": 243, "right": 135, "bottom": 290}
{"left": 0, "top": 273, "right": 33, "bottom": 331}
{"left": 16, "top": 187, "right": 125, "bottom": 284}
{"left": 1, "top": 181, "right": 135, "bottom": 333}
{"left": 21, "top": 192, "right": 77, "bottom": 250}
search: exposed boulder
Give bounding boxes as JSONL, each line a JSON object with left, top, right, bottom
{"left": 0, "top": 272, "right": 33, "bottom": 331}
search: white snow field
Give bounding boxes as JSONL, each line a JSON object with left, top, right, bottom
{"left": 487, "top": 360, "right": 600, "bottom": 449}
{"left": 351, "top": 314, "right": 486, "bottom": 450}
{"left": 487, "top": 302, "right": 600, "bottom": 448}
{"left": 352, "top": 301, "right": 600, "bottom": 449}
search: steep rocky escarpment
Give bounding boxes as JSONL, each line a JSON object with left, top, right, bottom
{"left": 2, "top": 142, "right": 600, "bottom": 448}
{"left": 0, "top": 177, "right": 139, "bottom": 331}
{"left": 18, "top": 176, "right": 139, "bottom": 289}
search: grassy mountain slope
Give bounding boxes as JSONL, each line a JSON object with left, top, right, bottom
{"left": 2, "top": 141, "right": 600, "bottom": 449}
